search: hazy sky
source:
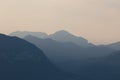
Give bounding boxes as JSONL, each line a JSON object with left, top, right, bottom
{"left": 0, "top": 0, "right": 120, "bottom": 44}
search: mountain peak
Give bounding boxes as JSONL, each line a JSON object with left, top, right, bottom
{"left": 54, "top": 30, "right": 72, "bottom": 35}
{"left": 56, "top": 30, "right": 69, "bottom": 33}
{"left": 49, "top": 30, "right": 94, "bottom": 47}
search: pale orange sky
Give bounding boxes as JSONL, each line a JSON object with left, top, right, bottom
{"left": 0, "top": 0, "right": 120, "bottom": 44}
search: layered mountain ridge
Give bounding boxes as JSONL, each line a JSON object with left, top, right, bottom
{"left": 1, "top": 30, "right": 120, "bottom": 80}
{"left": 24, "top": 35, "right": 115, "bottom": 72}
{"left": 10, "top": 30, "right": 94, "bottom": 47}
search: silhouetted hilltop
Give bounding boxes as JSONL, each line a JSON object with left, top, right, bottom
{"left": 0, "top": 34, "right": 68, "bottom": 80}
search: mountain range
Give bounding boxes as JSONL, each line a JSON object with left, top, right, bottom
{"left": 24, "top": 35, "right": 116, "bottom": 72}
{"left": 10, "top": 30, "right": 94, "bottom": 47}
{"left": 6, "top": 30, "right": 120, "bottom": 79}
{"left": 10, "top": 30, "right": 120, "bottom": 50}
{"left": 9, "top": 30, "right": 120, "bottom": 72}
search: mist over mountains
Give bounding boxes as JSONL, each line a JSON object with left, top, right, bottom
{"left": 9, "top": 30, "right": 120, "bottom": 71}
{"left": 107, "top": 42, "right": 120, "bottom": 50}
{"left": 10, "top": 31, "right": 48, "bottom": 39}
{"left": 0, "top": 30, "right": 120, "bottom": 80}
{"left": 10, "top": 30, "right": 94, "bottom": 48}
{"left": 10, "top": 30, "right": 120, "bottom": 49}
{"left": 24, "top": 35, "right": 115, "bottom": 72}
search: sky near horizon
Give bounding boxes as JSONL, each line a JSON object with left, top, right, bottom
{"left": 0, "top": 0, "right": 120, "bottom": 44}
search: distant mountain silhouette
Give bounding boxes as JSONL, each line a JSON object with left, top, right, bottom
{"left": 10, "top": 30, "right": 94, "bottom": 47}
{"left": 49, "top": 30, "right": 94, "bottom": 47}
{"left": 107, "top": 42, "right": 120, "bottom": 50}
{"left": 10, "top": 31, "right": 48, "bottom": 38}
{"left": 0, "top": 34, "right": 69, "bottom": 80}
{"left": 24, "top": 35, "right": 116, "bottom": 72}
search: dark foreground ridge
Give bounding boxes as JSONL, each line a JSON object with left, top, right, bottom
{"left": 0, "top": 34, "right": 69, "bottom": 80}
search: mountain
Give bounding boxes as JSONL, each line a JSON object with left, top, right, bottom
{"left": 0, "top": 34, "right": 69, "bottom": 80}
{"left": 10, "top": 31, "right": 48, "bottom": 38}
{"left": 24, "top": 35, "right": 115, "bottom": 72}
{"left": 76, "top": 51, "right": 120, "bottom": 80}
{"left": 24, "top": 35, "right": 84, "bottom": 72}
{"left": 10, "top": 30, "right": 94, "bottom": 47}
{"left": 107, "top": 42, "right": 120, "bottom": 50}
{"left": 49, "top": 30, "right": 94, "bottom": 47}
